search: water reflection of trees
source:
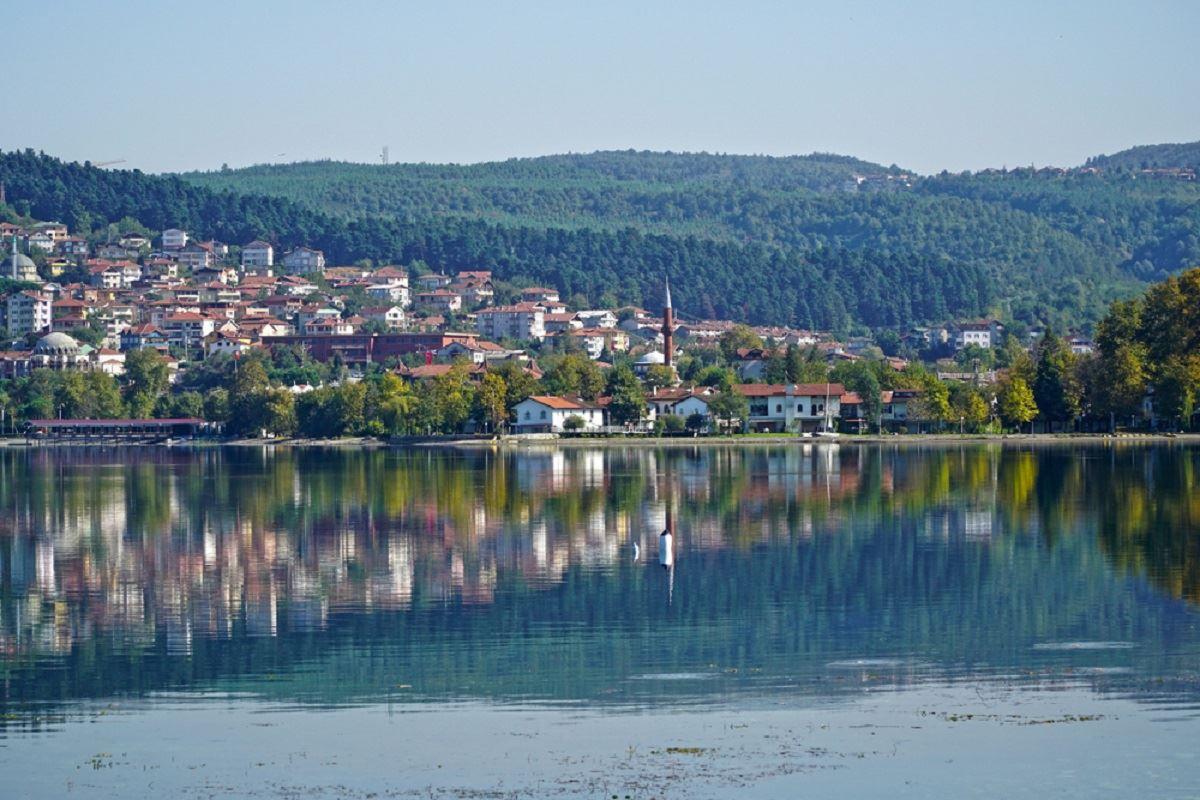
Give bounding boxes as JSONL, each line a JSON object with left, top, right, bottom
{"left": 0, "top": 443, "right": 1198, "bottom": 713}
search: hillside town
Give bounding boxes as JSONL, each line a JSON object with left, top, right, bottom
{"left": 0, "top": 217, "right": 1178, "bottom": 439}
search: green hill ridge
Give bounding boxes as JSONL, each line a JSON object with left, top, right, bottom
{"left": 3, "top": 144, "right": 1200, "bottom": 331}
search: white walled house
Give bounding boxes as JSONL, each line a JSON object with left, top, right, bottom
{"left": 242, "top": 240, "right": 275, "bottom": 268}
{"left": 282, "top": 246, "right": 325, "bottom": 273}
{"left": 162, "top": 228, "right": 188, "bottom": 249}
{"left": 360, "top": 305, "right": 406, "bottom": 330}
{"left": 367, "top": 279, "right": 410, "bottom": 307}
{"left": 475, "top": 303, "right": 546, "bottom": 341}
{"left": 176, "top": 242, "right": 213, "bottom": 270}
{"left": 734, "top": 383, "right": 845, "bottom": 433}
{"left": 512, "top": 396, "right": 604, "bottom": 433}
{"left": 575, "top": 309, "right": 618, "bottom": 329}
{"left": 5, "top": 291, "right": 53, "bottom": 335}
{"left": 952, "top": 320, "right": 1003, "bottom": 350}
{"left": 646, "top": 388, "right": 713, "bottom": 424}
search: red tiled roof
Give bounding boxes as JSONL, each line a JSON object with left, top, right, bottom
{"left": 524, "top": 395, "right": 593, "bottom": 410}
{"left": 734, "top": 383, "right": 846, "bottom": 397}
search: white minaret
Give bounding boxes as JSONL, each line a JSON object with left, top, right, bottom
{"left": 10, "top": 234, "right": 17, "bottom": 280}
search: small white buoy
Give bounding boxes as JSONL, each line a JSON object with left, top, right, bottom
{"left": 632, "top": 541, "right": 640, "bottom": 562}
{"left": 659, "top": 528, "right": 673, "bottom": 569}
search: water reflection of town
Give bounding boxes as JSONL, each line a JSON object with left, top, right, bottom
{"left": 0, "top": 443, "right": 1197, "bottom": 663}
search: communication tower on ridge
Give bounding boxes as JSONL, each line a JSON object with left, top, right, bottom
{"left": 381, "top": 146, "right": 389, "bottom": 165}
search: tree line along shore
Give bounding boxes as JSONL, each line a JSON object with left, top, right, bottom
{"left": 6, "top": 266, "right": 1199, "bottom": 442}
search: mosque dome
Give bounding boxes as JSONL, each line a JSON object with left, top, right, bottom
{"left": 11, "top": 252, "right": 35, "bottom": 269}
{"left": 636, "top": 350, "right": 666, "bottom": 365}
{"left": 34, "top": 332, "right": 80, "bottom": 356}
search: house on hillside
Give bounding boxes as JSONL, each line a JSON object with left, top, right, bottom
{"left": 952, "top": 320, "right": 1003, "bottom": 350}
{"left": 162, "top": 228, "right": 188, "bottom": 250}
{"left": 475, "top": 303, "right": 546, "bottom": 341}
{"left": 282, "top": 246, "right": 325, "bottom": 273}
{"left": 242, "top": 240, "right": 274, "bottom": 268}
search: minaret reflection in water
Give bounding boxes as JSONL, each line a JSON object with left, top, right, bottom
{"left": 660, "top": 504, "right": 675, "bottom": 604}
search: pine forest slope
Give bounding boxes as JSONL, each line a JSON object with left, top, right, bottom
{"left": 180, "top": 147, "right": 1200, "bottom": 328}
{"left": 3, "top": 145, "right": 1200, "bottom": 332}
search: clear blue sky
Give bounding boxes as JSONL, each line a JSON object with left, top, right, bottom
{"left": 1, "top": 0, "right": 1196, "bottom": 174}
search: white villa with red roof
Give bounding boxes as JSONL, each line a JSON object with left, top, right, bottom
{"left": 734, "top": 383, "right": 846, "bottom": 433}
{"left": 512, "top": 395, "right": 604, "bottom": 433}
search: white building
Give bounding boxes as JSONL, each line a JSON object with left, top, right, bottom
{"left": 5, "top": 291, "right": 53, "bottom": 335}
{"left": 734, "top": 383, "right": 845, "bottom": 433}
{"left": 360, "top": 305, "right": 406, "bottom": 331}
{"left": 574, "top": 309, "right": 618, "bottom": 329}
{"left": 414, "top": 290, "right": 463, "bottom": 313}
{"left": 475, "top": 303, "right": 546, "bottom": 341}
{"left": 512, "top": 396, "right": 604, "bottom": 433}
{"left": 953, "top": 321, "right": 1002, "bottom": 350}
{"left": 27, "top": 232, "right": 55, "bottom": 253}
{"left": 282, "top": 246, "right": 325, "bottom": 273}
{"left": 521, "top": 286, "right": 560, "bottom": 304}
{"left": 242, "top": 240, "right": 274, "bottom": 268}
{"left": 162, "top": 228, "right": 188, "bottom": 249}
{"left": 176, "top": 242, "right": 213, "bottom": 270}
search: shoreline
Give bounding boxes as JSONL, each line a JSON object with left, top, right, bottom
{"left": 2, "top": 432, "right": 1197, "bottom": 450}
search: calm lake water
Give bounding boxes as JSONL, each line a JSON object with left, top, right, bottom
{"left": 1, "top": 443, "right": 1198, "bottom": 798}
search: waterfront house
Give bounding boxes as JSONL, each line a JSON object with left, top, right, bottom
{"left": 733, "top": 383, "right": 845, "bottom": 433}
{"left": 512, "top": 395, "right": 605, "bottom": 433}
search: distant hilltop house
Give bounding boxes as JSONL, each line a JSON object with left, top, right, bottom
{"left": 119, "top": 233, "right": 152, "bottom": 251}
{"left": 177, "top": 241, "right": 215, "bottom": 270}
{"left": 281, "top": 246, "right": 325, "bottom": 273}
{"left": 414, "top": 289, "right": 462, "bottom": 314}
{"left": 3, "top": 291, "right": 53, "bottom": 335}
{"left": 521, "top": 286, "right": 560, "bottom": 304}
{"left": 414, "top": 272, "right": 452, "bottom": 292}
{"left": 952, "top": 320, "right": 1003, "bottom": 350}
{"left": 475, "top": 303, "right": 546, "bottom": 341}
{"left": 242, "top": 240, "right": 274, "bottom": 268}
{"left": 162, "top": 228, "right": 188, "bottom": 250}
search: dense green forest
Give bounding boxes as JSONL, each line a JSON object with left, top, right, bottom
{"left": 1084, "top": 141, "right": 1200, "bottom": 170}
{"left": 180, "top": 144, "right": 1200, "bottom": 327}
{"left": 4, "top": 143, "right": 1200, "bottom": 330}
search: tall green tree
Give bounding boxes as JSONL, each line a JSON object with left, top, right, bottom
{"left": 708, "top": 390, "right": 750, "bottom": 432}
{"left": 1032, "top": 329, "right": 1080, "bottom": 424}
{"left": 124, "top": 348, "right": 170, "bottom": 417}
{"left": 605, "top": 365, "right": 646, "bottom": 427}
{"left": 476, "top": 372, "right": 509, "bottom": 432}
{"left": 997, "top": 376, "right": 1038, "bottom": 431}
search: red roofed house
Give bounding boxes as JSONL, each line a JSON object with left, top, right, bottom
{"left": 733, "top": 383, "right": 846, "bottom": 433}
{"left": 512, "top": 395, "right": 604, "bottom": 433}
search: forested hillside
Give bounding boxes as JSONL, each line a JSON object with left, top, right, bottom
{"left": 4, "top": 145, "right": 1200, "bottom": 331}
{"left": 181, "top": 147, "right": 1200, "bottom": 327}
{"left": 1084, "top": 141, "right": 1200, "bottom": 171}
